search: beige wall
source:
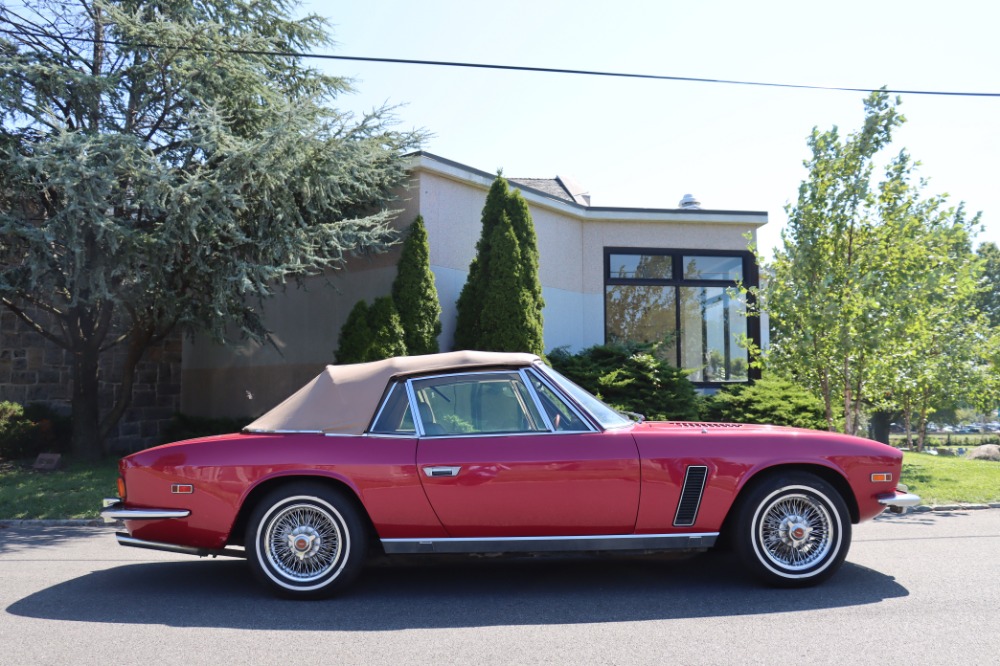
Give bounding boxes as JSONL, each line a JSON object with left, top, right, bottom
{"left": 411, "top": 158, "right": 765, "bottom": 356}
{"left": 182, "top": 154, "right": 767, "bottom": 418}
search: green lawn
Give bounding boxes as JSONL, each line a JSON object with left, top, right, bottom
{"left": 0, "top": 451, "right": 997, "bottom": 519}
{"left": 0, "top": 458, "right": 119, "bottom": 520}
{"left": 901, "top": 451, "right": 1000, "bottom": 506}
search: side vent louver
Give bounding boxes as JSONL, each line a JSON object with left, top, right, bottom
{"left": 674, "top": 465, "right": 708, "bottom": 527}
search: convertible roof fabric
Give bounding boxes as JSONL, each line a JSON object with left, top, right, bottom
{"left": 244, "top": 351, "right": 540, "bottom": 435}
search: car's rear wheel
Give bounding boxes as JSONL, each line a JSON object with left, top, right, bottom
{"left": 245, "top": 483, "right": 368, "bottom": 599}
{"left": 734, "top": 472, "right": 851, "bottom": 587}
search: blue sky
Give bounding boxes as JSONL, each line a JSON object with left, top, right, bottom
{"left": 303, "top": 0, "right": 998, "bottom": 259}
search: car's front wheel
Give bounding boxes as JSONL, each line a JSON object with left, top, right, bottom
{"left": 245, "top": 483, "right": 368, "bottom": 599}
{"left": 734, "top": 472, "right": 851, "bottom": 587}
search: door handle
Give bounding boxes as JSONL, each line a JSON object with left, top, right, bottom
{"left": 423, "top": 466, "right": 462, "bottom": 478}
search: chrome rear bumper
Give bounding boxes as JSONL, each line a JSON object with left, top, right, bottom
{"left": 100, "top": 498, "right": 190, "bottom": 524}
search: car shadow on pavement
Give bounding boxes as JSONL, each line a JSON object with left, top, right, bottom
{"left": 6, "top": 549, "right": 908, "bottom": 630}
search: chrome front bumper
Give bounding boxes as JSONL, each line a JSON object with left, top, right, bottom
{"left": 100, "top": 498, "right": 190, "bottom": 524}
{"left": 877, "top": 484, "right": 922, "bottom": 513}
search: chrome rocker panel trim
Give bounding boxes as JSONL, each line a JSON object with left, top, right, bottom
{"left": 115, "top": 533, "right": 247, "bottom": 559}
{"left": 100, "top": 498, "right": 190, "bottom": 524}
{"left": 381, "top": 532, "right": 718, "bottom": 555}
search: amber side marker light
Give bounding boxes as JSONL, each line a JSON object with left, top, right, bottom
{"left": 871, "top": 472, "right": 893, "bottom": 483}
{"left": 171, "top": 484, "right": 194, "bottom": 494}
{"left": 116, "top": 477, "right": 126, "bottom": 500}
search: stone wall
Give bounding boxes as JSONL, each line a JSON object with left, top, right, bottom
{"left": 0, "top": 308, "right": 181, "bottom": 453}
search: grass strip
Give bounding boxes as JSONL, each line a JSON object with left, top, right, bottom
{"left": 901, "top": 452, "right": 1000, "bottom": 506}
{"left": 0, "top": 458, "right": 119, "bottom": 520}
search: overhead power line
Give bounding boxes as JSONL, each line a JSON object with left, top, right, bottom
{"left": 2, "top": 25, "right": 998, "bottom": 98}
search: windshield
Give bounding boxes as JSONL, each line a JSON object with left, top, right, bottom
{"left": 534, "top": 363, "right": 632, "bottom": 429}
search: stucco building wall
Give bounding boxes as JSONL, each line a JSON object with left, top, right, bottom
{"left": 180, "top": 152, "right": 767, "bottom": 419}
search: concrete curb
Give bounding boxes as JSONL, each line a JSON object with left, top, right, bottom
{"left": 911, "top": 503, "right": 1000, "bottom": 513}
{"left": 0, "top": 519, "right": 121, "bottom": 527}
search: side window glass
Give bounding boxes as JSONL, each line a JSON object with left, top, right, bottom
{"left": 411, "top": 372, "right": 546, "bottom": 435}
{"left": 527, "top": 371, "right": 591, "bottom": 432}
{"left": 369, "top": 383, "right": 415, "bottom": 435}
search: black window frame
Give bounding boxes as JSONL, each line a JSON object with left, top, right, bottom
{"left": 603, "top": 246, "right": 761, "bottom": 389}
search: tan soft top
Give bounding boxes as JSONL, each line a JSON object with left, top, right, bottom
{"left": 244, "top": 351, "right": 541, "bottom": 435}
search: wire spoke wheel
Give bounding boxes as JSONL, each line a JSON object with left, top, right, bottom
{"left": 246, "top": 484, "right": 368, "bottom": 598}
{"left": 264, "top": 503, "right": 343, "bottom": 582}
{"left": 757, "top": 493, "right": 832, "bottom": 571}
{"left": 735, "top": 473, "right": 850, "bottom": 587}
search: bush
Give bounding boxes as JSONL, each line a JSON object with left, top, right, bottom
{"left": 548, "top": 344, "right": 700, "bottom": 421}
{"left": 0, "top": 401, "right": 69, "bottom": 460}
{"left": 335, "top": 300, "right": 372, "bottom": 364}
{"left": 703, "top": 376, "right": 828, "bottom": 429}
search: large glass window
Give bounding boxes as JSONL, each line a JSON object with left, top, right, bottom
{"left": 604, "top": 248, "right": 757, "bottom": 386}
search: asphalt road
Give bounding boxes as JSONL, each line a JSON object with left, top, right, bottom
{"left": 1, "top": 510, "right": 998, "bottom": 666}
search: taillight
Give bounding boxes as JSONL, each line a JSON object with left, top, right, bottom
{"left": 117, "top": 476, "right": 126, "bottom": 500}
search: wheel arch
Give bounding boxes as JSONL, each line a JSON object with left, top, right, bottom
{"left": 723, "top": 463, "right": 860, "bottom": 538}
{"left": 228, "top": 474, "right": 377, "bottom": 548}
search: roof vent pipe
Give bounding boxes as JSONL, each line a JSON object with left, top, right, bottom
{"left": 679, "top": 193, "right": 701, "bottom": 210}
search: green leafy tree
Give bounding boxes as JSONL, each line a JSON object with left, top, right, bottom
{"left": 976, "top": 242, "right": 1000, "bottom": 328}
{"left": 335, "top": 300, "right": 372, "bottom": 364}
{"left": 453, "top": 173, "right": 544, "bottom": 354}
{"left": 367, "top": 296, "right": 407, "bottom": 360}
{"left": 866, "top": 183, "right": 985, "bottom": 449}
{"left": 0, "top": 1, "right": 420, "bottom": 458}
{"left": 763, "top": 90, "right": 983, "bottom": 437}
{"left": 391, "top": 216, "right": 441, "bottom": 355}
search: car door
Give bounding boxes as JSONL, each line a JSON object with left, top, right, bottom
{"left": 411, "top": 370, "right": 641, "bottom": 538}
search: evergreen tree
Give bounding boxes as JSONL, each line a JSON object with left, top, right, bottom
{"left": 367, "top": 297, "right": 408, "bottom": 360}
{"left": 335, "top": 301, "right": 372, "bottom": 364}
{"left": 391, "top": 216, "right": 441, "bottom": 355}
{"left": 454, "top": 175, "right": 510, "bottom": 349}
{"left": 505, "top": 190, "right": 545, "bottom": 353}
{"left": 478, "top": 220, "right": 538, "bottom": 352}
{"left": 0, "top": 0, "right": 421, "bottom": 458}
{"left": 454, "top": 173, "right": 545, "bottom": 355}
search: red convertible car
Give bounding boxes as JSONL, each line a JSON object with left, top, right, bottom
{"left": 101, "top": 351, "right": 918, "bottom": 598}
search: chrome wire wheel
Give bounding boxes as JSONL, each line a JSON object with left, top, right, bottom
{"left": 756, "top": 491, "right": 833, "bottom": 571}
{"left": 735, "top": 474, "right": 850, "bottom": 587}
{"left": 246, "top": 484, "right": 368, "bottom": 598}
{"left": 263, "top": 502, "right": 344, "bottom": 583}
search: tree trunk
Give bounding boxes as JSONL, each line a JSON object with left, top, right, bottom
{"left": 70, "top": 347, "right": 103, "bottom": 461}
{"left": 871, "top": 410, "right": 892, "bottom": 445}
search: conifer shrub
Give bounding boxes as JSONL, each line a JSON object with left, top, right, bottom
{"left": 478, "top": 219, "right": 539, "bottom": 352}
{"left": 703, "top": 376, "right": 828, "bottom": 429}
{"left": 367, "top": 297, "right": 408, "bottom": 361}
{"left": 335, "top": 300, "right": 372, "bottom": 364}
{"left": 391, "top": 216, "right": 441, "bottom": 355}
{"left": 455, "top": 173, "right": 544, "bottom": 355}
{"left": 548, "top": 344, "right": 700, "bottom": 421}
